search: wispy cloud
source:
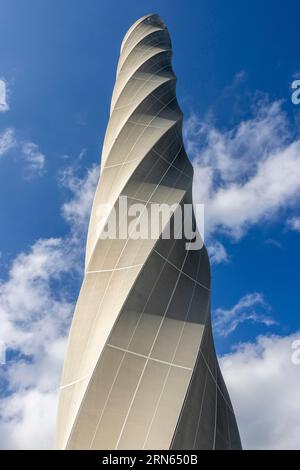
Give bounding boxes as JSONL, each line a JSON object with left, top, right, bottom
{"left": 213, "top": 292, "right": 277, "bottom": 337}
{"left": 0, "top": 238, "right": 73, "bottom": 448}
{"left": 0, "top": 80, "right": 45, "bottom": 176}
{"left": 0, "top": 79, "right": 9, "bottom": 112}
{"left": 220, "top": 331, "right": 300, "bottom": 449}
{"left": 0, "top": 128, "right": 16, "bottom": 156}
{"left": 58, "top": 163, "right": 99, "bottom": 236}
{"left": 0, "top": 163, "right": 98, "bottom": 449}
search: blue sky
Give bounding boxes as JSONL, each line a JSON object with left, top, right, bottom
{"left": 0, "top": 0, "right": 300, "bottom": 449}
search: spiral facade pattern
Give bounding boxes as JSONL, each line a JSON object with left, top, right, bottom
{"left": 55, "top": 13, "right": 241, "bottom": 450}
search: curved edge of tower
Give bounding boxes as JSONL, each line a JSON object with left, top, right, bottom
{"left": 55, "top": 13, "right": 242, "bottom": 450}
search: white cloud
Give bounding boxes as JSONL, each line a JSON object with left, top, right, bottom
{"left": 220, "top": 332, "right": 300, "bottom": 449}
{"left": 1, "top": 82, "right": 299, "bottom": 451}
{"left": 0, "top": 165, "right": 98, "bottom": 449}
{"left": 0, "top": 238, "right": 73, "bottom": 347}
{"left": 0, "top": 128, "right": 16, "bottom": 156}
{"left": 0, "top": 79, "right": 9, "bottom": 112}
{"left": 207, "top": 241, "right": 228, "bottom": 265}
{"left": 187, "top": 98, "right": 300, "bottom": 240}
{"left": 264, "top": 238, "right": 282, "bottom": 248}
{"left": 286, "top": 216, "right": 300, "bottom": 232}
{"left": 59, "top": 163, "right": 99, "bottom": 233}
{"left": 21, "top": 142, "right": 46, "bottom": 175}
{"left": 0, "top": 389, "right": 58, "bottom": 449}
{"left": 0, "top": 238, "right": 73, "bottom": 449}
{"left": 214, "top": 292, "right": 277, "bottom": 337}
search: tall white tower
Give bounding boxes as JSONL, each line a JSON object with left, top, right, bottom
{"left": 56, "top": 13, "right": 241, "bottom": 450}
